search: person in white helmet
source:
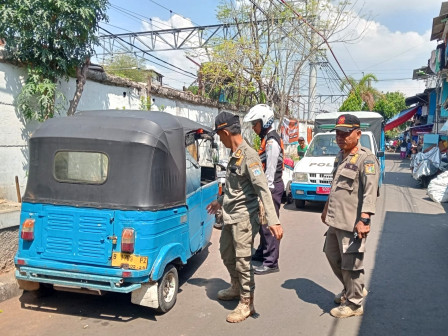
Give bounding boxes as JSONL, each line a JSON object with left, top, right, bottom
{"left": 243, "top": 104, "right": 284, "bottom": 275}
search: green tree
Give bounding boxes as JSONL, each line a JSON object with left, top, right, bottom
{"left": 373, "top": 91, "right": 406, "bottom": 121}
{"left": 0, "top": 0, "right": 108, "bottom": 121}
{"left": 339, "top": 73, "right": 381, "bottom": 112}
{"left": 338, "top": 92, "right": 363, "bottom": 112}
{"left": 104, "top": 54, "right": 148, "bottom": 83}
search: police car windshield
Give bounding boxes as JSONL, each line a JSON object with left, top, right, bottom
{"left": 305, "top": 134, "right": 371, "bottom": 157}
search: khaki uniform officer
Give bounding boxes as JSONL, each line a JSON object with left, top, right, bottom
{"left": 207, "top": 111, "right": 283, "bottom": 323}
{"left": 321, "top": 113, "right": 379, "bottom": 319}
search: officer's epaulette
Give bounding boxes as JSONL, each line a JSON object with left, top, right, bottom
{"left": 234, "top": 149, "right": 243, "bottom": 158}
{"left": 235, "top": 155, "right": 244, "bottom": 167}
{"left": 350, "top": 153, "right": 360, "bottom": 165}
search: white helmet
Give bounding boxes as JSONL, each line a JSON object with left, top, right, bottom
{"left": 244, "top": 104, "right": 275, "bottom": 129}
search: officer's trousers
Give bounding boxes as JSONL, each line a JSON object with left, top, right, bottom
{"left": 324, "top": 226, "right": 365, "bottom": 306}
{"left": 255, "top": 180, "right": 283, "bottom": 267}
{"left": 220, "top": 214, "right": 260, "bottom": 296}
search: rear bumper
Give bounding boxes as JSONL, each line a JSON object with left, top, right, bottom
{"left": 290, "top": 183, "right": 329, "bottom": 202}
{"left": 15, "top": 266, "right": 142, "bottom": 293}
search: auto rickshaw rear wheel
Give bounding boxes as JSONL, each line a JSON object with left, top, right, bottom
{"left": 156, "top": 264, "right": 179, "bottom": 313}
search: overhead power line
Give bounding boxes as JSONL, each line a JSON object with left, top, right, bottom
{"left": 109, "top": 4, "right": 171, "bottom": 30}
{"left": 99, "top": 27, "right": 197, "bottom": 79}
{"left": 146, "top": 0, "right": 202, "bottom": 27}
{"left": 276, "top": 0, "right": 353, "bottom": 92}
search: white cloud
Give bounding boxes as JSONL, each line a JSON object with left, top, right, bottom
{"left": 140, "top": 14, "right": 209, "bottom": 89}
{"left": 331, "top": 12, "right": 436, "bottom": 98}
{"left": 359, "top": 0, "right": 442, "bottom": 15}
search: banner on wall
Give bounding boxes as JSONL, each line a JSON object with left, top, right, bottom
{"left": 280, "top": 117, "right": 299, "bottom": 144}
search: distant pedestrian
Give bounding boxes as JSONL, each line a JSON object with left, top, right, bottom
{"left": 321, "top": 114, "right": 380, "bottom": 318}
{"left": 296, "top": 136, "right": 308, "bottom": 159}
{"left": 406, "top": 139, "right": 412, "bottom": 158}
{"left": 400, "top": 142, "right": 406, "bottom": 159}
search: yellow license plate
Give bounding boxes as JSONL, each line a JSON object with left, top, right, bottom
{"left": 111, "top": 252, "right": 148, "bottom": 270}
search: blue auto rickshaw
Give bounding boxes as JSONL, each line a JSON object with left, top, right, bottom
{"left": 15, "top": 110, "right": 218, "bottom": 313}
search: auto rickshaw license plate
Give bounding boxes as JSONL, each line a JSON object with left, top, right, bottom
{"left": 111, "top": 253, "right": 148, "bottom": 270}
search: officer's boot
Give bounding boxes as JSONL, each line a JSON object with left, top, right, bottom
{"left": 334, "top": 287, "right": 368, "bottom": 304}
{"left": 217, "top": 278, "right": 240, "bottom": 301}
{"left": 226, "top": 294, "right": 255, "bottom": 323}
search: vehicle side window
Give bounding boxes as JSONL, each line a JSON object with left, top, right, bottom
{"left": 360, "top": 135, "right": 372, "bottom": 150}
{"left": 186, "top": 150, "right": 201, "bottom": 194}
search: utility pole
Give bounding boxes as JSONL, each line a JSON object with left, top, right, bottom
{"left": 306, "top": 0, "right": 318, "bottom": 126}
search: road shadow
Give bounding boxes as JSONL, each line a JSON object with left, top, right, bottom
{"left": 283, "top": 202, "right": 324, "bottom": 213}
{"left": 383, "top": 171, "right": 422, "bottom": 188}
{"left": 178, "top": 243, "right": 210, "bottom": 288}
{"left": 359, "top": 211, "right": 448, "bottom": 335}
{"left": 19, "top": 289, "right": 155, "bottom": 322}
{"left": 282, "top": 278, "right": 334, "bottom": 314}
{"left": 442, "top": 203, "right": 448, "bottom": 214}
{"left": 18, "top": 244, "right": 212, "bottom": 322}
{"left": 187, "top": 277, "right": 237, "bottom": 311}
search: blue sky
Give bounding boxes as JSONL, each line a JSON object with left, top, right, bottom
{"left": 98, "top": 0, "right": 444, "bottom": 114}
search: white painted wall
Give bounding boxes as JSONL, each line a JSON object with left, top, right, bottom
{"left": 0, "top": 61, "right": 228, "bottom": 201}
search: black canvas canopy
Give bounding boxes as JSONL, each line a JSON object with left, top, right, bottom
{"left": 23, "top": 110, "right": 212, "bottom": 210}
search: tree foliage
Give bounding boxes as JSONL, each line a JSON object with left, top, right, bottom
{"left": 104, "top": 54, "right": 148, "bottom": 83}
{"left": 339, "top": 75, "right": 406, "bottom": 123}
{"left": 373, "top": 91, "right": 406, "bottom": 121}
{"left": 0, "top": 0, "right": 108, "bottom": 121}
{"left": 339, "top": 73, "right": 381, "bottom": 112}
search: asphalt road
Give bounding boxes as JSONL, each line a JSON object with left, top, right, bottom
{"left": 1, "top": 153, "right": 447, "bottom": 336}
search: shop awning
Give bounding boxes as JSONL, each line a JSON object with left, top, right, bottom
{"left": 405, "top": 88, "right": 435, "bottom": 106}
{"left": 384, "top": 106, "right": 418, "bottom": 131}
{"left": 405, "top": 93, "right": 428, "bottom": 106}
{"left": 410, "top": 124, "right": 434, "bottom": 136}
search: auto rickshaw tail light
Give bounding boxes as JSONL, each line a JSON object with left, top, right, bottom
{"left": 21, "top": 219, "right": 35, "bottom": 241}
{"left": 121, "top": 228, "right": 135, "bottom": 254}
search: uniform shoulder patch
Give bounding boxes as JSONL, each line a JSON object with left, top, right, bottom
{"left": 251, "top": 167, "right": 262, "bottom": 176}
{"left": 364, "top": 163, "right": 376, "bottom": 175}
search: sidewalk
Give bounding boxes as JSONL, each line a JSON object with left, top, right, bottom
{"left": 0, "top": 269, "right": 21, "bottom": 303}
{"left": 0, "top": 199, "right": 21, "bottom": 302}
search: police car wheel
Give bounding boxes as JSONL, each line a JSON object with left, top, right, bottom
{"left": 156, "top": 264, "right": 179, "bottom": 313}
{"left": 295, "top": 199, "right": 305, "bottom": 208}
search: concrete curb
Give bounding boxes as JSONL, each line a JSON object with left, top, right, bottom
{"left": 0, "top": 269, "right": 22, "bottom": 303}
{"left": 0, "top": 210, "right": 20, "bottom": 230}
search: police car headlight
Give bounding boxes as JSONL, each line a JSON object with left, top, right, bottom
{"left": 293, "top": 172, "right": 308, "bottom": 182}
